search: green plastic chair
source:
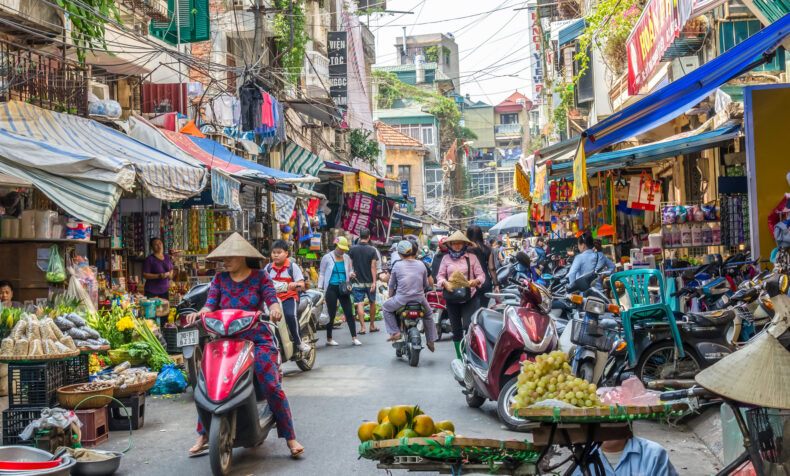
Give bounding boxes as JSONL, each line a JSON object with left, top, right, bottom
{"left": 609, "top": 269, "right": 684, "bottom": 366}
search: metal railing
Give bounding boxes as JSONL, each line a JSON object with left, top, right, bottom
{"left": 494, "top": 123, "right": 522, "bottom": 135}
{"left": 0, "top": 37, "right": 88, "bottom": 116}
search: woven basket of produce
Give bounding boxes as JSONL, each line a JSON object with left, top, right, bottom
{"left": 114, "top": 377, "right": 156, "bottom": 398}
{"left": 107, "top": 349, "right": 145, "bottom": 367}
{"left": 57, "top": 382, "right": 114, "bottom": 409}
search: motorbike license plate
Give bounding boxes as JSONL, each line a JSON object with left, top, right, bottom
{"left": 177, "top": 329, "right": 199, "bottom": 347}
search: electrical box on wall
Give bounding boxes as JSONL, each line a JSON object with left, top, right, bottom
{"left": 671, "top": 56, "right": 700, "bottom": 81}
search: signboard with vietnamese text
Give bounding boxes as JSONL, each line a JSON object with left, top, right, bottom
{"left": 327, "top": 31, "right": 348, "bottom": 110}
{"left": 626, "top": 0, "right": 691, "bottom": 95}
{"left": 528, "top": 5, "right": 544, "bottom": 104}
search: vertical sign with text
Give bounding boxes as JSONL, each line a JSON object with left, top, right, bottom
{"left": 327, "top": 31, "right": 348, "bottom": 110}
{"left": 528, "top": 6, "right": 543, "bottom": 105}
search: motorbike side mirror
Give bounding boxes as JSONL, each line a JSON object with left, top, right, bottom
{"left": 515, "top": 251, "right": 531, "bottom": 268}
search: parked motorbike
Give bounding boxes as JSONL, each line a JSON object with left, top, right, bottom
{"left": 188, "top": 309, "right": 277, "bottom": 476}
{"left": 451, "top": 252, "right": 558, "bottom": 430}
{"left": 426, "top": 289, "right": 451, "bottom": 340}
{"left": 175, "top": 282, "right": 211, "bottom": 389}
{"left": 392, "top": 302, "right": 425, "bottom": 367}
{"left": 272, "top": 282, "right": 322, "bottom": 372}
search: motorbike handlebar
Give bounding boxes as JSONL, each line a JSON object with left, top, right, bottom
{"left": 660, "top": 387, "right": 714, "bottom": 401}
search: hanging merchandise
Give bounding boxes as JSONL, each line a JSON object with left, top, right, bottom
{"left": 343, "top": 173, "right": 359, "bottom": 193}
{"left": 46, "top": 244, "right": 66, "bottom": 283}
{"left": 211, "top": 94, "right": 240, "bottom": 127}
{"left": 341, "top": 193, "right": 394, "bottom": 244}
{"left": 627, "top": 171, "right": 662, "bottom": 212}
{"left": 359, "top": 172, "right": 378, "bottom": 196}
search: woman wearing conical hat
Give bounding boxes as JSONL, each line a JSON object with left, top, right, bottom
{"left": 184, "top": 233, "right": 305, "bottom": 458}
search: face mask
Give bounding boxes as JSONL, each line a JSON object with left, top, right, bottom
{"left": 448, "top": 245, "right": 468, "bottom": 259}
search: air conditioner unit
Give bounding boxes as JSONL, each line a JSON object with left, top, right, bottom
{"left": 89, "top": 81, "right": 110, "bottom": 101}
{"left": 226, "top": 0, "right": 251, "bottom": 10}
{"left": 671, "top": 56, "right": 700, "bottom": 81}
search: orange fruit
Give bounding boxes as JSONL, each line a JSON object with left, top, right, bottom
{"left": 434, "top": 420, "right": 455, "bottom": 433}
{"left": 377, "top": 407, "right": 391, "bottom": 424}
{"left": 388, "top": 405, "right": 416, "bottom": 428}
{"left": 413, "top": 415, "right": 435, "bottom": 436}
{"left": 373, "top": 422, "right": 396, "bottom": 440}
{"left": 358, "top": 422, "right": 377, "bottom": 442}
{"left": 396, "top": 428, "right": 419, "bottom": 438}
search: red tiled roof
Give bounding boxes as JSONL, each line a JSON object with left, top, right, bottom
{"left": 495, "top": 91, "right": 532, "bottom": 111}
{"left": 375, "top": 121, "right": 426, "bottom": 149}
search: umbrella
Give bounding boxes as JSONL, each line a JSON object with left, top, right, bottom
{"left": 488, "top": 212, "right": 529, "bottom": 236}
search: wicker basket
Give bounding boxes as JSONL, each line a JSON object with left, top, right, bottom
{"left": 0, "top": 349, "right": 80, "bottom": 362}
{"left": 114, "top": 377, "right": 156, "bottom": 398}
{"left": 107, "top": 349, "right": 146, "bottom": 366}
{"left": 57, "top": 382, "right": 114, "bottom": 409}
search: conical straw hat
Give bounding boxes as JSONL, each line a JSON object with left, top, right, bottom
{"left": 445, "top": 230, "right": 474, "bottom": 246}
{"left": 695, "top": 332, "right": 790, "bottom": 409}
{"left": 207, "top": 232, "right": 264, "bottom": 261}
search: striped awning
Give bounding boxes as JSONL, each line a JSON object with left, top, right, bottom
{"left": 281, "top": 143, "right": 324, "bottom": 184}
{"left": 0, "top": 101, "right": 207, "bottom": 201}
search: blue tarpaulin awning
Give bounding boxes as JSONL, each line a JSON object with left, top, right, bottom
{"left": 558, "top": 18, "right": 586, "bottom": 46}
{"left": 583, "top": 13, "right": 790, "bottom": 156}
{"left": 551, "top": 124, "right": 741, "bottom": 179}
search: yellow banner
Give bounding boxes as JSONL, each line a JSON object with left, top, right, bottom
{"left": 572, "top": 140, "right": 588, "bottom": 200}
{"left": 359, "top": 172, "right": 377, "bottom": 196}
{"left": 532, "top": 165, "right": 547, "bottom": 203}
{"left": 343, "top": 173, "right": 359, "bottom": 193}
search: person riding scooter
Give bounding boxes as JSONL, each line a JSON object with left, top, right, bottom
{"left": 184, "top": 233, "right": 305, "bottom": 459}
{"left": 266, "top": 239, "right": 311, "bottom": 354}
{"left": 381, "top": 240, "right": 438, "bottom": 352}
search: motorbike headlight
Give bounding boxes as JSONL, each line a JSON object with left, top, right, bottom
{"left": 584, "top": 297, "right": 607, "bottom": 315}
{"left": 535, "top": 283, "right": 552, "bottom": 314}
{"left": 204, "top": 317, "right": 226, "bottom": 335}
{"left": 227, "top": 316, "right": 254, "bottom": 335}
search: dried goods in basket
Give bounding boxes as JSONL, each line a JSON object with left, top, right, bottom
{"left": 57, "top": 382, "right": 114, "bottom": 409}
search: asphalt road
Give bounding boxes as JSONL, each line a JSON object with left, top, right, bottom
{"left": 102, "top": 324, "right": 721, "bottom": 475}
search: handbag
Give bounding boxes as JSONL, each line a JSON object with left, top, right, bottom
{"left": 332, "top": 261, "right": 353, "bottom": 296}
{"left": 442, "top": 257, "right": 472, "bottom": 304}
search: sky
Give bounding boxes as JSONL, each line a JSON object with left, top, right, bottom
{"left": 364, "top": 0, "right": 537, "bottom": 107}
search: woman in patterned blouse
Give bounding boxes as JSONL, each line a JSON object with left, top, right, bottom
{"left": 185, "top": 233, "right": 304, "bottom": 458}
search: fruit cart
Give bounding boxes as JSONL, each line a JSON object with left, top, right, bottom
{"left": 515, "top": 404, "right": 690, "bottom": 475}
{"left": 359, "top": 436, "right": 541, "bottom": 475}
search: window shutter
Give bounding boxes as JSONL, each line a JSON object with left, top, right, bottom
{"left": 150, "top": 0, "right": 210, "bottom": 45}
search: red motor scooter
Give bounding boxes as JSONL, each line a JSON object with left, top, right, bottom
{"left": 189, "top": 309, "right": 277, "bottom": 476}
{"left": 451, "top": 252, "right": 558, "bottom": 430}
{"left": 426, "top": 289, "right": 451, "bottom": 340}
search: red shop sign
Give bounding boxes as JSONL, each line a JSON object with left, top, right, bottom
{"left": 626, "top": 0, "right": 691, "bottom": 95}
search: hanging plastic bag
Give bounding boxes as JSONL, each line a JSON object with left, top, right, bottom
{"left": 150, "top": 364, "right": 187, "bottom": 395}
{"left": 46, "top": 245, "right": 66, "bottom": 283}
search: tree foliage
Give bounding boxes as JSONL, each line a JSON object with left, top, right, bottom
{"left": 575, "top": 0, "right": 644, "bottom": 83}
{"left": 349, "top": 128, "right": 380, "bottom": 165}
{"left": 57, "top": 0, "right": 121, "bottom": 62}
{"left": 372, "top": 70, "right": 463, "bottom": 152}
{"left": 273, "top": 0, "right": 308, "bottom": 84}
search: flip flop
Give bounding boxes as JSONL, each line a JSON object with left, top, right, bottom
{"left": 369, "top": 328, "right": 380, "bottom": 333}
{"left": 358, "top": 330, "right": 367, "bottom": 335}
{"left": 188, "top": 445, "right": 209, "bottom": 457}
{"left": 290, "top": 447, "right": 305, "bottom": 458}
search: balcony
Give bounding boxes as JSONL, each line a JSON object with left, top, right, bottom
{"left": 494, "top": 123, "right": 523, "bottom": 137}
{"left": 303, "top": 50, "right": 330, "bottom": 99}
{"left": 117, "top": 0, "right": 169, "bottom": 22}
{"left": 0, "top": 36, "right": 88, "bottom": 116}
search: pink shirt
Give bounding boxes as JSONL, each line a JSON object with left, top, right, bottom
{"left": 436, "top": 252, "right": 486, "bottom": 297}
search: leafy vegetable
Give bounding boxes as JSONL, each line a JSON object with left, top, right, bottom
{"left": 121, "top": 342, "right": 153, "bottom": 362}
{"left": 132, "top": 318, "right": 173, "bottom": 372}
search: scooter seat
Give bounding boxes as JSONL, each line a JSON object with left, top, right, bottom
{"left": 686, "top": 309, "right": 736, "bottom": 326}
{"left": 478, "top": 309, "right": 504, "bottom": 343}
{"left": 304, "top": 290, "right": 323, "bottom": 306}
{"left": 297, "top": 299, "right": 309, "bottom": 315}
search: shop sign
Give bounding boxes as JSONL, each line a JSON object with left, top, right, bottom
{"left": 342, "top": 193, "right": 394, "bottom": 244}
{"left": 327, "top": 31, "right": 348, "bottom": 110}
{"left": 528, "top": 6, "right": 544, "bottom": 104}
{"left": 626, "top": 0, "right": 692, "bottom": 95}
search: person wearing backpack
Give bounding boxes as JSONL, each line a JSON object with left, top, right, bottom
{"left": 436, "top": 231, "right": 486, "bottom": 359}
{"left": 267, "top": 239, "right": 311, "bottom": 353}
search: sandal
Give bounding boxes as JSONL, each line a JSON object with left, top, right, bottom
{"left": 369, "top": 327, "right": 380, "bottom": 332}
{"left": 386, "top": 333, "right": 402, "bottom": 342}
{"left": 358, "top": 329, "right": 367, "bottom": 335}
{"left": 188, "top": 444, "right": 208, "bottom": 457}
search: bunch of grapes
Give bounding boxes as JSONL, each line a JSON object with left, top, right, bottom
{"left": 513, "top": 350, "right": 601, "bottom": 409}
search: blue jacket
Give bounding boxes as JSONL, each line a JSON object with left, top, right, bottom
{"left": 571, "top": 437, "right": 678, "bottom": 476}
{"left": 567, "top": 249, "right": 599, "bottom": 284}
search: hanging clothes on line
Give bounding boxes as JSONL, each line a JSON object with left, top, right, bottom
{"left": 239, "top": 81, "right": 263, "bottom": 131}
{"left": 211, "top": 94, "right": 240, "bottom": 127}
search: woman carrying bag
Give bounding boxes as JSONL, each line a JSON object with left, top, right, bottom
{"left": 318, "top": 237, "right": 362, "bottom": 347}
{"left": 436, "top": 231, "right": 486, "bottom": 359}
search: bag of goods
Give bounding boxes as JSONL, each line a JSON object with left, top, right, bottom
{"left": 59, "top": 336, "right": 77, "bottom": 351}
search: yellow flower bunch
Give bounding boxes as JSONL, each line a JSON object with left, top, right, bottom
{"left": 116, "top": 316, "right": 135, "bottom": 331}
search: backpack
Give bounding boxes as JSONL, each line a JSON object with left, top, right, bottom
{"left": 775, "top": 220, "right": 790, "bottom": 249}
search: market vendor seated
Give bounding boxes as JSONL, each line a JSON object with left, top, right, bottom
{"left": 570, "top": 435, "right": 678, "bottom": 476}
{"left": 0, "top": 281, "right": 22, "bottom": 309}
{"left": 184, "top": 233, "right": 305, "bottom": 459}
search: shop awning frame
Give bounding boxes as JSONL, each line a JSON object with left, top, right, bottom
{"left": 582, "top": 12, "right": 790, "bottom": 156}
{"left": 550, "top": 123, "right": 742, "bottom": 179}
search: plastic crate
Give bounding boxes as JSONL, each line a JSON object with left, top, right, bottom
{"left": 108, "top": 392, "right": 145, "bottom": 431}
{"left": 2, "top": 407, "right": 45, "bottom": 446}
{"left": 75, "top": 406, "right": 108, "bottom": 447}
{"left": 163, "top": 326, "right": 179, "bottom": 354}
{"left": 8, "top": 362, "right": 62, "bottom": 408}
{"left": 61, "top": 355, "right": 89, "bottom": 386}
{"left": 570, "top": 319, "right": 616, "bottom": 352}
